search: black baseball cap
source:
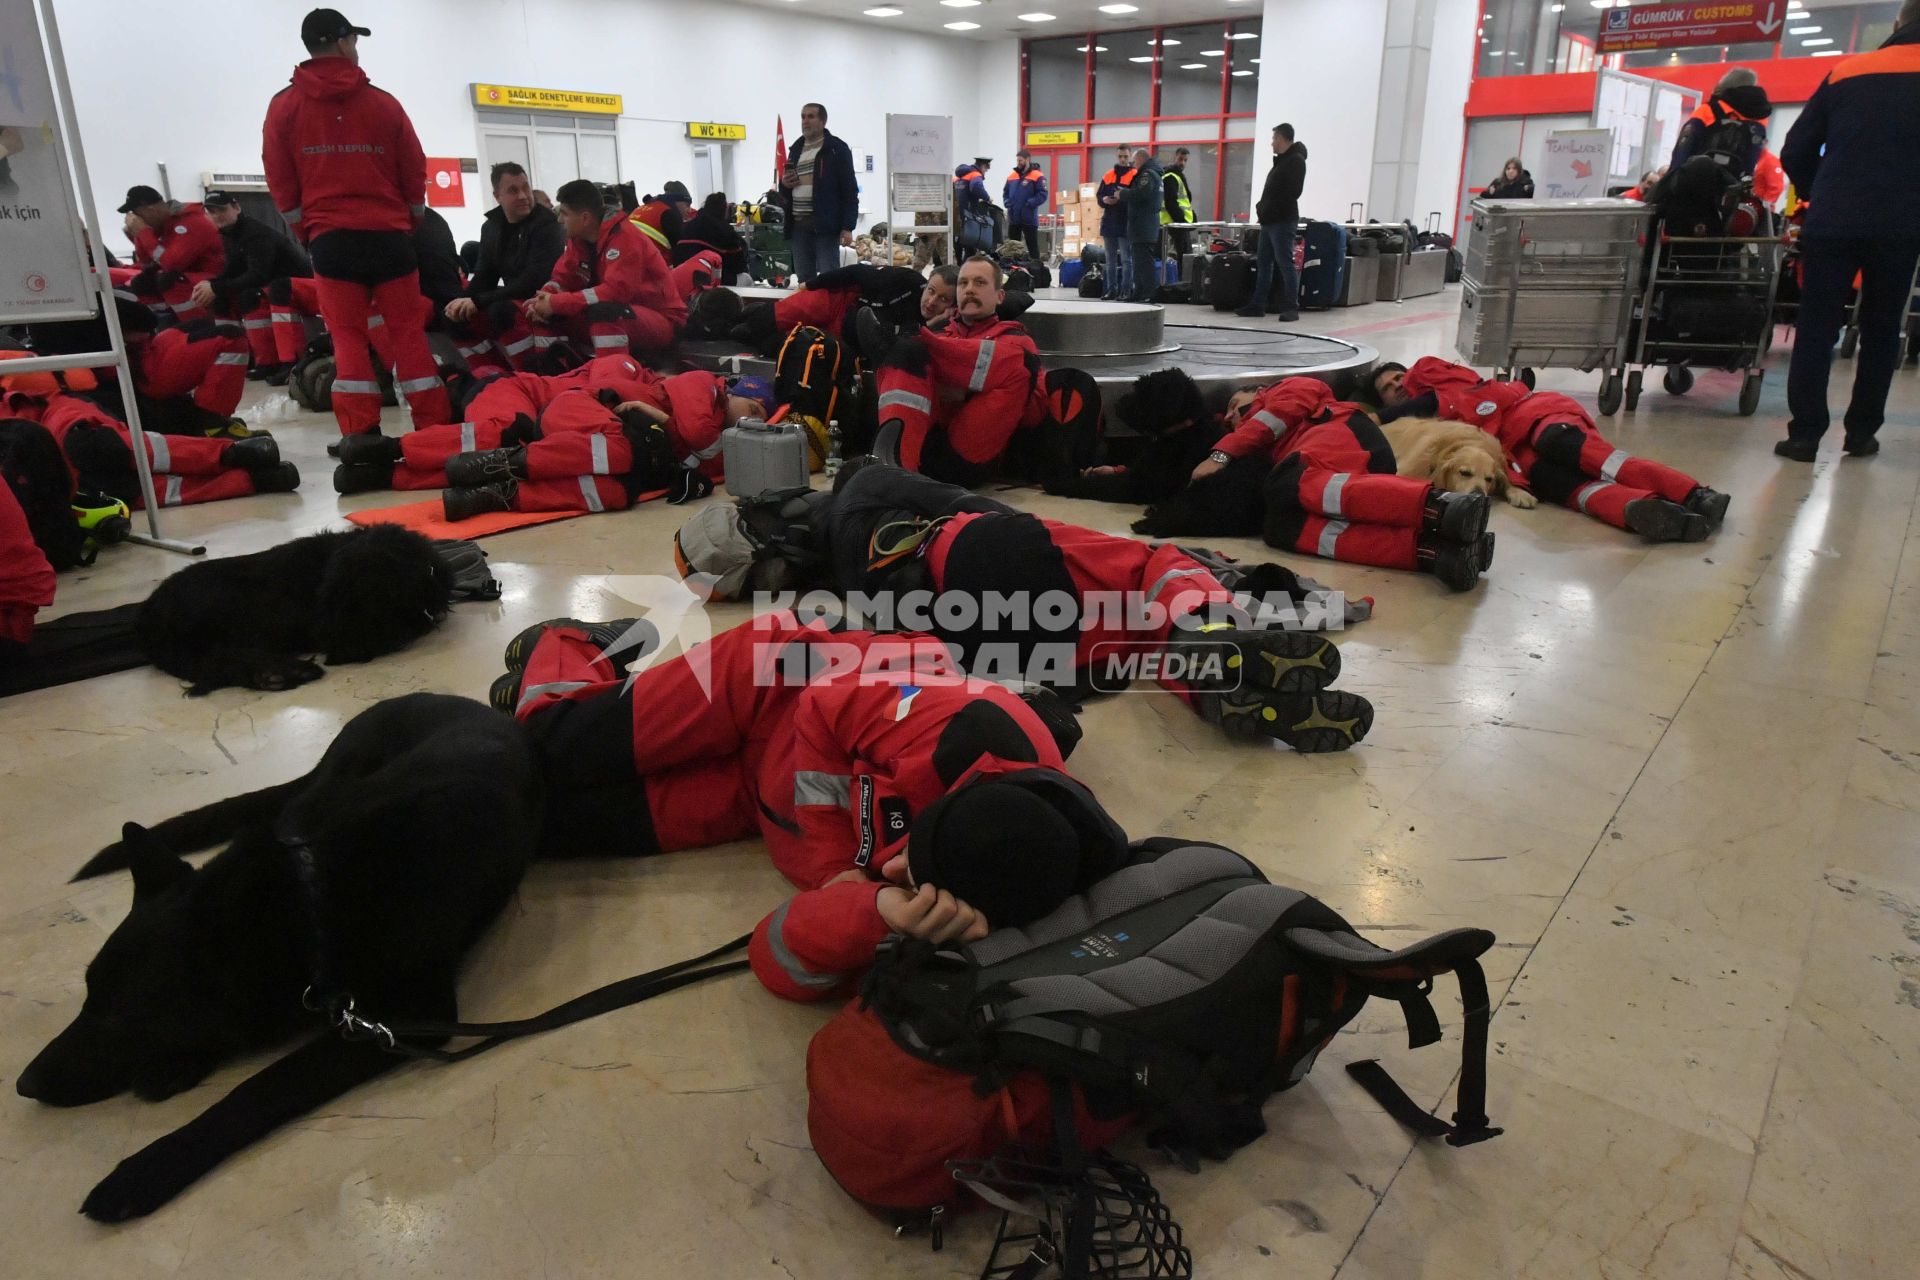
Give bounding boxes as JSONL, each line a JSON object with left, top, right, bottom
{"left": 202, "top": 190, "right": 239, "bottom": 209}
{"left": 117, "top": 185, "right": 164, "bottom": 213}
{"left": 301, "top": 8, "right": 369, "bottom": 45}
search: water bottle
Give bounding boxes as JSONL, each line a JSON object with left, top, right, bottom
{"left": 824, "top": 419, "right": 844, "bottom": 477}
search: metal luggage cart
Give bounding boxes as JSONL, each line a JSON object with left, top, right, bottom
{"left": 1455, "top": 198, "right": 1652, "bottom": 414}
{"left": 1625, "top": 232, "right": 1784, "bottom": 417}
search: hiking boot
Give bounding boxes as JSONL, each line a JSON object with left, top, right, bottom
{"left": 247, "top": 363, "right": 286, "bottom": 383}
{"left": 221, "top": 434, "right": 282, "bottom": 471}
{"left": 251, "top": 462, "right": 301, "bottom": 494}
{"left": 1684, "top": 486, "right": 1731, "bottom": 530}
{"left": 501, "top": 616, "right": 649, "bottom": 673}
{"left": 442, "top": 479, "right": 518, "bottom": 522}
{"left": 334, "top": 431, "right": 403, "bottom": 467}
{"left": 1843, "top": 434, "right": 1880, "bottom": 458}
{"left": 1234, "top": 305, "right": 1264, "bottom": 318}
{"left": 488, "top": 669, "right": 524, "bottom": 716}
{"left": 264, "top": 365, "right": 294, "bottom": 388}
{"left": 332, "top": 463, "right": 393, "bottom": 495}
{"left": 1200, "top": 686, "right": 1374, "bottom": 752}
{"left": 1474, "top": 530, "right": 1496, "bottom": 572}
{"left": 203, "top": 417, "right": 259, "bottom": 440}
{"left": 1773, "top": 438, "right": 1817, "bottom": 462}
{"left": 1170, "top": 624, "right": 1341, "bottom": 695}
{"left": 445, "top": 446, "right": 525, "bottom": 488}
{"left": 1277, "top": 311, "right": 1300, "bottom": 323}
{"left": 1417, "top": 536, "right": 1484, "bottom": 591}
{"left": 1624, "top": 496, "right": 1710, "bottom": 543}
{"left": 1421, "top": 488, "right": 1490, "bottom": 543}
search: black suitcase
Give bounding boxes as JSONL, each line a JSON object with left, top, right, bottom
{"left": 1078, "top": 267, "right": 1106, "bottom": 298}
{"left": 1206, "top": 251, "right": 1256, "bottom": 311}
{"left": 1153, "top": 283, "right": 1192, "bottom": 304}
{"left": 1297, "top": 221, "right": 1349, "bottom": 311}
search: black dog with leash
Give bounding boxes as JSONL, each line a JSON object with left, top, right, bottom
{"left": 17, "top": 693, "right": 747, "bottom": 1223}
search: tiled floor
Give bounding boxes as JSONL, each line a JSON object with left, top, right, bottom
{"left": 2, "top": 287, "right": 1915, "bottom": 1278}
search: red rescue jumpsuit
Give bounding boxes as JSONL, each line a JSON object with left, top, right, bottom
{"left": 513, "top": 613, "right": 1069, "bottom": 1001}
{"left": 0, "top": 480, "right": 57, "bottom": 648}
{"left": 923, "top": 511, "right": 1238, "bottom": 706}
{"left": 31, "top": 393, "right": 261, "bottom": 508}
{"left": 262, "top": 55, "right": 452, "bottom": 436}
{"left": 874, "top": 312, "right": 1046, "bottom": 485}
{"left": 1402, "top": 357, "right": 1702, "bottom": 530}
{"left": 526, "top": 213, "right": 684, "bottom": 365}
{"left": 392, "top": 355, "right": 658, "bottom": 512}
{"left": 131, "top": 323, "right": 251, "bottom": 419}
{"left": 111, "top": 203, "right": 225, "bottom": 323}
{"left": 1215, "top": 377, "right": 1434, "bottom": 570}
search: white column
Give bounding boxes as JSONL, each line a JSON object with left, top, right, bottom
{"left": 1367, "top": 0, "right": 1439, "bottom": 222}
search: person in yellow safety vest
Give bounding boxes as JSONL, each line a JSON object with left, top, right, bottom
{"left": 1161, "top": 146, "right": 1197, "bottom": 258}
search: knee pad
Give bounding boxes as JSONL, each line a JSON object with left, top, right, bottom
{"left": 883, "top": 333, "right": 930, "bottom": 377}
{"left": 63, "top": 423, "right": 134, "bottom": 476}
{"left": 1526, "top": 459, "right": 1583, "bottom": 507}
{"left": 1533, "top": 421, "right": 1586, "bottom": 467}
{"left": 584, "top": 300, "right": 636, "bottom": 324}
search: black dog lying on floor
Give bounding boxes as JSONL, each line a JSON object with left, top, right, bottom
{"left": 1045, "top": 369, "right": 1226, "bottom": 507}
{"left": 137, "top": 525, "right": 452, "bottom": 694}
{"left": 16, "top": 694, "right": 546, "bottom": 1222}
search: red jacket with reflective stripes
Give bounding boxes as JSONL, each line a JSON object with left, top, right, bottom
{"left": 733, "top": 622, "right": 1069, "bottom": 1002}
{"left": 541, "top": 213, "right": 685, "bottom": 326}
{"left": 132, "top": 204, "right": 225, "bottom": 278}
{"left": 1212, "top": 376, "right": 1348, "bottom": 464}
{"left": 0, "top": 479, "right": 55, "bottom": 646}
{"left": 262, "top": 56, "right": 426, "bottom": 241}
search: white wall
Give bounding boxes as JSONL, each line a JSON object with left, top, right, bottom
{"left": 1251, "top": 0, "right": 1390, "bottom": 221}
{"left": 975, "top": 39, "right": 1023, "bottom": 173}
{"left": 51, "top": 0, "right": 1003, "bottom": 250}
{"left": 1412, "top": 0, "right": 1477, "bottom": 229}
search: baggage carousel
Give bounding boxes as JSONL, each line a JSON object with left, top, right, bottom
{"left": 679, "top": 289, "right": 1379, "bottom": 404}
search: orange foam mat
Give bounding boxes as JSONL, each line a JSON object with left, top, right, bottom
{"left": 344, "top": 490, "right": 668, "bottom": 540}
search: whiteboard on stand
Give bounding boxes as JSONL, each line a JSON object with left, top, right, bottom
{"left": 0, "top": 0, "right": 96, "bottom": 322}
{"left": 886, "top": 114, "right": 952, "bottom": 178}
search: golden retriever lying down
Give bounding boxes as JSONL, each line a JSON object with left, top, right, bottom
{"left": 1380, "top": 418, "right": 1538, "bottom": 509}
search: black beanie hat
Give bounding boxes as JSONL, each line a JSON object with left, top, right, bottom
{"left": 907, "top": 780, "right": 1082, "bottom": 929}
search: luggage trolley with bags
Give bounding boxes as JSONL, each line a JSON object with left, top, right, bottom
{"left": 1456, "top": 197, "right": 1653, "bottom": 414}
{"left": 1625, "top": 227, "right": 1784, "bottom": 417}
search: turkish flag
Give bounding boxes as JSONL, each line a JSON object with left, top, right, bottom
{"left": 775, "top": 116, "right": 787, "bottom": 189}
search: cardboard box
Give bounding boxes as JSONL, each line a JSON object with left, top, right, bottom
{"left": 1079, "top": 183, "right": 1098, "bottom": 201}
{"left": 1061, "top": 238, "right": 1082, "bottom": 258}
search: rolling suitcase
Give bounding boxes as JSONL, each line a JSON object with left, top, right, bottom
{"left": 1059, "top": 258, "right": 1085, "bottom": 288}
{"left": 721, "top": 418, "right": 811, "bottom": 499}
{"left": 1207, "top": 251, "right": 1256, "bottom": 311}
{"left": 1181, "top": 252, "right": 1207, "bottom": 290}
{"left": 1297, "top": 221, "right": 1349, "bottom": 310}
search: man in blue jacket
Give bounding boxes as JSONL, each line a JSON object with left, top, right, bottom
{"left": 1123, "top": 148, "right": 1164, "bottom": 304}
{"left": 780, "top": 102, "right": 859, "bottom": 283}
{"left": 1096, "top": 150, "right": 1135, "bottom": 301}
{"left": 1003, "top": 150, "right": 1048, "bottom": 259}
{"left": 1776, "top": 2, "right": 1920, "bottom": 461}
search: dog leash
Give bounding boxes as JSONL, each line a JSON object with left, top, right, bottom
{"left": 309, "top": 933, "right": 753, "bottom": 1064}
{"left": 287, "top": 830, "right": 752, "bottom": 1063}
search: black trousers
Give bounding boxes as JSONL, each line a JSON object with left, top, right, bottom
{"left": 1787, "top": 235, "right": 1920, "bottom": 444}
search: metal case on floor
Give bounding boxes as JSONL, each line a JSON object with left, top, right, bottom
{"left": 721, "top": 419, "right": 811, "bottom": 498}
{"left": 1456, "top": 198, "right": 1652, "bottom": 410}
{"left": 1337, "top": 254, "right": 1380, "bottom": 307}
{"left": 1402, "top": 248, "right": 1449, "bottom": 298}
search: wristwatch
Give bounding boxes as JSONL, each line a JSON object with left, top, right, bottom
{"left": 1208, "top": 450, "right": 1231, "bottom": 464}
